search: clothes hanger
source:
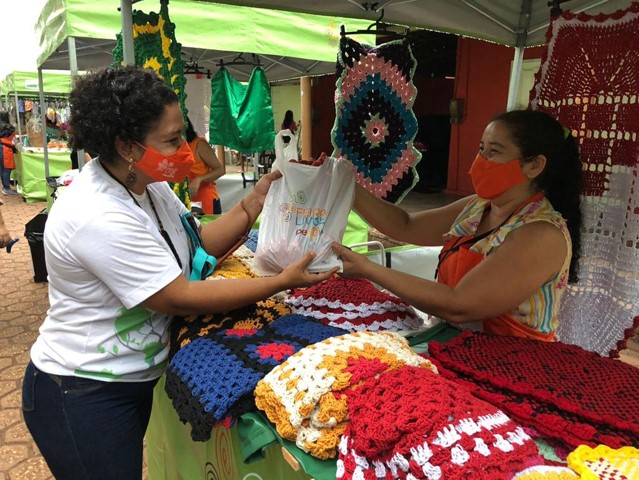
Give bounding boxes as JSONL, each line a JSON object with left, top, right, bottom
{"left": 216, "top": 53, "right": 262, "bottom": 68}
{"left": 340, "top": 9, "right": 407, "bottom": 40}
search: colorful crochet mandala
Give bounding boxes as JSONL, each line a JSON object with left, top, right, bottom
{"left": 331, "top": 36, "right": 421, "bottom": 204}
{"left": 528, "top": 3, "right": 639, "bottom": 356}
{"left": 165, "top": 314, "right": 344, "bottom": 441}
{"left": 567, "top": 445, "right": 639, "bottom": 480}
{"left": 254, "top": 331, "right": 436, "bottom": 459}
{"left": 428, "top": 332, "right": 639, "bottom": 451}
{"left": 285, "top": 276, "right": 423, "bottom": 332}
{"left": 112, "top": 0, "right": 191, "bottom": 210}
{"left": 337, "top": 365, "right": 541, "bottom": 480}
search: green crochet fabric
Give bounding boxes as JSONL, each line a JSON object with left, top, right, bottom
{"left": 112, "top": 0, "right": 191, "bottom": 209}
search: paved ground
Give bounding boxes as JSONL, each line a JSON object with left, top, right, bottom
{"left": 1, "top": 168, "right": 637, "bottom": 480}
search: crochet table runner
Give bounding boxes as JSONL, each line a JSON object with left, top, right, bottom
{"left": 286, "top": 276, "right": 423, "bottom": 332}
{"left": 428, "top": 332, "right": 639, "bottom": 451}
{"left": 165, "top": 314, "right": 344, "bottom": 441}
{"left": 331, "top": 36, "right": 421, "bottom": 204}
{"left": 337, "top": 365, "right": 541, "bottom": 480}
{"left": 255, "top": 331, "right": 437, "bottom": 459}
{"left": 528, "top": 3, "right": 639, "bottom": 356}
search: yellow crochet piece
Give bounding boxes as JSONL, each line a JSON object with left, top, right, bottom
{"left": 512, "top": 465, "right": 579, "bottom": 479}
{"left": 255, "top": 331, "right": 438, "bottom": 459}
{"left": 567, "top": 445, "right": 639, "bottom": 480}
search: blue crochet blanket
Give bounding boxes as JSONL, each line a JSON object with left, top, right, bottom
{"left": 165, "top": 313, "right": 343, "bottom": 441}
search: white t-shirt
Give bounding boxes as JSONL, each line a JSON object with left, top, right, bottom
{"left": 31, "top": 159, "right": 192, "bottom": 382}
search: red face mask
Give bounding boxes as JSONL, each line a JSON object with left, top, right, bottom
{"left": 468, "top": 154, "right": 527, "bottom": 199}
{"left": 135, "top": 140, "right": 195, "bottom": 183}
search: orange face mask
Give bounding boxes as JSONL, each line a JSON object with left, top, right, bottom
{"left": 468, "top": 154, "right": 527, "bottom": 200}
{"left": 135, "top": 140, "right": 195, "bottom": 183}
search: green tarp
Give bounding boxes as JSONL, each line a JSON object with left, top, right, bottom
{"left": 0, "top": 70, "right": 72, "bottom": 97}
{"left": 15, "top": 151, "right": 72, "bottom": 203}
{"left": 210, "top": 67, "right": 275, "bottom": 154}
{"left": 36, "top": 0, "right": 373, "bottom": 68}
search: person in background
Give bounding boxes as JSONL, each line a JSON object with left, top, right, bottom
{"left": 334, "top": 109, "right": 582, "bottom": 342}
{"left": 185, "top": 117, "right": 225, "bottom": 214}
{"left": 281, "top": 109, "right": 298, "bottom": 135}
{"left": 21, "top": 66, "right": 336, "bottom": 480}
{"left": 0, "top": 111, "right": 18, "bottom": 196}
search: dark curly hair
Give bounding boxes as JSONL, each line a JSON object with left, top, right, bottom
{"left": 493, "top": 109, "right": 583, "bottom": 283}
{"left": 68, "top": 66, "right": 178, "bottom": 163}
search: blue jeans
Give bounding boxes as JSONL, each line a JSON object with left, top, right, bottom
{"left": 0, "top": 155, "right": 11, "bottom": 189}
{"left": 22, "top": 361, "right": 158, "bottom": 480}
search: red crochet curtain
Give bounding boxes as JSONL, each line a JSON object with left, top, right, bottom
{"left": 529, "top": 3, "right": 639, "bottom": 357}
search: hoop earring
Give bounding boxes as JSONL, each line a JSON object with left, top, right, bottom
{"left": 126, "top": 159, "right": 137, "bottom": 186}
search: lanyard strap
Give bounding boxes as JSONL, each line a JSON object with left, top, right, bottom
{"left": 101, "top": 161, "right": 183, "bottom": 270}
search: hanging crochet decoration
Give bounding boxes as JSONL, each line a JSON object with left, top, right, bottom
{"left": 254, "top": 331, "right": 437, "bottom": 460}
{"left": 285, "top": 276, "right": 423, "bottom": 332}
{"left": 527, "top": 3, "right": 639, "bottom": 357}
{"left": 331, "top": 36, "right": 421, "bottom": 204}
{"left": 112, "top": 0, "right": 191, "bottom": 209}
{"left": 209, "top": 67, "right": 275, "bottom": 155}
{"left": 337, "top": 365, "right": 541, "bottom": 480}
{"left": 428, "top": 332, "right": 639, "bottom": 451}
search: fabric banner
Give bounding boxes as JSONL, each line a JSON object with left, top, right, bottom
{"left": 0, "top": 71, "right": 72, "bottom": 97}
{"left": 210, "top": 67, "right": 275, "bottom": 154}
{"left": 528, "top": 3, "right": 639, "bottom": 357}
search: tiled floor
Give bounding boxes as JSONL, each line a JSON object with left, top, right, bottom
{"left": 1, "top": 171, "right": 637, "bottom": 480}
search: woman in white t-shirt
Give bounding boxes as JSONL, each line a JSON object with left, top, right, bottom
{"left": 21, "top": 66, "right": 337, "bottom": 480}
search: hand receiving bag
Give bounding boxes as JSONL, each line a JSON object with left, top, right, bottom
{"left": 254, "top": 156, "right": 355, "bottom": 275}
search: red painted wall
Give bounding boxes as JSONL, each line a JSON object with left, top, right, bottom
{"left": 447, "top": 39, "right": 545, "bottom": 195}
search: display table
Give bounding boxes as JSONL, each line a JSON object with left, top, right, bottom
{"left": 145, "top": 323, "right": 461, "bottom": 480}
{"left": 15, "top": 150, "right": 71, "bottom": 203}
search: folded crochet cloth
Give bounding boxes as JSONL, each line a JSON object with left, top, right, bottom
{"left": 254, "top": 331, "right": 437, "bottom": 459}
{"left": 165, "top": 314, "right": 344, "bottom": 441}
{"left": 428, "top": 332, "right": 639, "bottom": 450}
{"left": 337, "top": 365, "right": 541, "bottom": 480}
{"left": 286, "top": 276, "right": 423, "bottom": 332}
{"left": 566, "top": 445, "right": 639, "bottom": 480}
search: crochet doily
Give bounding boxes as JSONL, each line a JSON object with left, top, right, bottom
{"left": 428, "top": 332, "right": 639, "bottom": 450}
{"left": 286, "top": 276, "right": 423, "bottom": 332}
{"left": 567, "top": 445, "right": 639, "bottom": 480}
{"left": 337, "top": 365, "right": 541, "bottom": 480}
{"left": 331, "top": 36, "right": 421, "bottom": 204}
{"left": 165, "top": 314, "right": 343, "bottom": 441}
{"left": 254, "top": 331, "right": 436, "bottom": 459}
{"left": 528, "top": 3, "right": 639, "bottom": 356}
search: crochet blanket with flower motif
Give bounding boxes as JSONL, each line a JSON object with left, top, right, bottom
{"left": 337, "top": 365, "right": 541, "bottom": 480}
{"left": 165, "top": 313, "right": 344, "bottom": 442}
{"left": 254, "top": 331, "right": 437, "bottom": 460}
{"left": 428, "top": 332, "right": 639, "bottom": 451}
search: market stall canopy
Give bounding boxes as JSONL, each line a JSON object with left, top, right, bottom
{"left": 0, "top": 70, "right": 73, "bottom": 97}
{"left": 194, "top": 0, "right": 633, "bottom": 47}
{"left": 35, "top": 0, "right": 374, "bottom": 82}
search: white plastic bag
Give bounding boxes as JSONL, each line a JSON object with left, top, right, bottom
{"left": 254, "top": 157, "right": 355, "bottom": 275}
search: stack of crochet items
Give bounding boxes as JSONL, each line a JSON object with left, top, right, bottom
{"left": 567, "top": 445, "right": 639, "bottom": 479}
{"left": 254, "top": 331, "right": 437, "bottom": 459}
{"left": 285, "top": 276, "right": 423, "bottom": 332}
{"left": 165, "top": 314, "right": 344, "bottom": 441}
{"left": 428, "top": 332, "right": 639, "bottom": 451}
{"left": 337, "top": 365, "right": 541, "bottom": 480}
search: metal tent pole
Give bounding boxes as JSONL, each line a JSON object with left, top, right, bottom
{"left": 506, "top": 47, "right": 525, "bottom": 111}
{"left": 121, "top": 0, "right": 135, "bottom": 66}
{"left": 13, "top": 90, "right": 22, "bottom": 138}
{"left": 67, "top": 36, "right": 87, "bottom": 170}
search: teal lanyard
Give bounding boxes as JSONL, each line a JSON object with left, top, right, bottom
{"left": 180, "top": 212, "right": 217, "bottom": 281}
